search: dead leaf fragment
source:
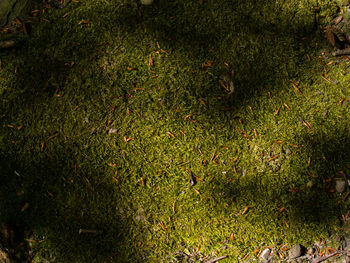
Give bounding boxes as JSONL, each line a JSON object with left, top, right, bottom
{"left": 268, "top": 155, "right": 279, "bottom": 162}
{"left": 148, "top": 55, "right": 154, "bottom": 66}
{"left": 78, "top": 20, "right": 91, "bottom": 27}
{"left": 193, "top": 188, "right": 201, "bottom": 195}
{"left": 292, "top": 83, "right": 302, "bottom": 95}
{"left": 334, "top": 15, "right": 343, "bottom": 25}
{"left": 201, "top": 60, "right": 212, "bottom": 70}
{"left": 285, "top": 221, "right": 289, "bottom": 228}
{"left": 159, "top": 221, "right": 167, "bottom": 231}
{"left": 21, "top": 202, "right": 30, "bottom": 212}
{"left": 242, "top": 206, "right": 250, "bottom": 215}
{"left": 275, "top": 105, "right": 281, "bottom": 116}
{"left": 40, "top": 141, "right": 45, "bottom": 152}
{"left": 338, "top": 97, "right": 346, "bottom": 104}
{"left": 123, "top": 136, "right": 133, "bottom": 142}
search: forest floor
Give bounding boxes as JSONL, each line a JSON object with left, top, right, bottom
{"left": 1, "top": 0, "right": 350, "bottom": 262}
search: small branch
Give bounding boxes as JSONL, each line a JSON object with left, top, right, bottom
{"left": 312, "top": 250, "right": 349, "bottom": 263}
{"left": 0, "top": 40, "right": 16, "bottom": 49}
{"left": 205, "top": 255, "right": 228, "bottom": 263}
{"left": 78, "top": 229, "right": 103, "bottom": 235}
{"left": 332, "top": 49, "right": 350, "bottom": 56}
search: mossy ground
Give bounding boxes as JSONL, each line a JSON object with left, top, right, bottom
{"left": 1, "top": 0, "right": 350, "bottom": 262}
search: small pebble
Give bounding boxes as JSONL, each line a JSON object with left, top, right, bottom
{"left": 108, "top": 128, "right": 117, "bottom": 134}
{"left": 307, "top": 247, "right": 315, "bottom": 255}
{"left": 260, "top": 248, "right": 271, "bottom": 260}
{"left": 289, "top": 244, "right": 304, "bottom": 259}
{"left": 90, "top": 127, "right": 96, "bottom": 135}
{"left": 140, "top": 0, "right": 153, "bottom": 5}
{"left": 336, "top": 180, "right": 347, "bottom": 193}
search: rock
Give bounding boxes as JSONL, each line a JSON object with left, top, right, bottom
{"left": 289, "top": 244, "right": 304, "bottom": 259}
{"left": 307, "top": 247, "right": 315, "bottom": 255}
{"left": 107, "top": 128, "right": 117, "bottom": 134}
{"left": 260, "top": 248, "right": 271, "bottom": 260}
{"left": 336, "top": 180, "right": 347, "bottom": 193}
{"left": 0, "top": 0, "right": 32, "bottom": 27}
{"left": 140, "top": 0, "right": 153, "bottom": 5}
{"left": 134, "top": 208, "right": 144, "bottom": 221}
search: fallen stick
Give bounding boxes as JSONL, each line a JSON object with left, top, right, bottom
{"left": 0, "top": 40, "right": 16, "bottom": 49}
{"left": 78, "top": 229, "right": 103, "bottom": 235}
{"left": 205, "top": 255, "right": 228, "bottom": 263}
{"left": 312, "top": 250, "right": 349, "bottom": 263}
{"left": 332, "top": 49, "right": 350, "bottom": 56}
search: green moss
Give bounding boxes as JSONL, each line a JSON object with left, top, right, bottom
{"left": 1, "top": 0, "right": 350, "bottom": 262}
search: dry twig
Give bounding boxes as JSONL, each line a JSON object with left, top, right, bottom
{"left": 0, "top": 40, "right": 15, "bottom": 49}
{"left": 205, "top": 255, "right": 228, "bottom": 263}
{"left": 312, "top": 250, "right": 349, "bottom": 263}
{"left": 332, "top": 49, "right": 350, "bottom": 56}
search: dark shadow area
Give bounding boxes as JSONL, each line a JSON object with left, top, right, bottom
{"left": 0, "top": 146, "right": 141, "bottom": 262}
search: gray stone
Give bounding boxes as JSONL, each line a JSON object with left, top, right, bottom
{"left": 307, "top": 247, "right": 315, "bottom": 255}
{"left": 140, "top": 0, "right": 153, "bottom": 5}
{"left": 260, "top": 248, "right": 271, "bottom": 260}
{"left": 289, "top": 244, "right": 304, "bottom": 259}
{"left": 134, "top": 208, "right": 145, "bottom": 221}
{"left": 336, "top": 180, "right": 347, "bottom": 193}
{"left": 0, "top": 0, "right": 16, "bottom": 26}
{"left": 0, "top": 0, "right": 32, "bottom": 27}
{"left": 107, "top": 128, "right": 117, "bottom": 134}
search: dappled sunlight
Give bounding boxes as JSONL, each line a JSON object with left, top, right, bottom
{"left": 0, "top": 0, "right": 350, "bottom": 262}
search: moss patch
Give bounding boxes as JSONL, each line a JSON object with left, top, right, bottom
{"left": 1, "top": 0, "right": 350, "bottom": 262}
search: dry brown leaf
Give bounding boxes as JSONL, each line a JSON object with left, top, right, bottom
{"left": 148, "top": 55, "right": 154, "bottom": 66}
{"left": 242, "top": 206, "right": 250, "bottom": 215}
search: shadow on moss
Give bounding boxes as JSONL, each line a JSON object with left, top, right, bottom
{"left": 0, "top": 0, "right": 344, "bottom": 261}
